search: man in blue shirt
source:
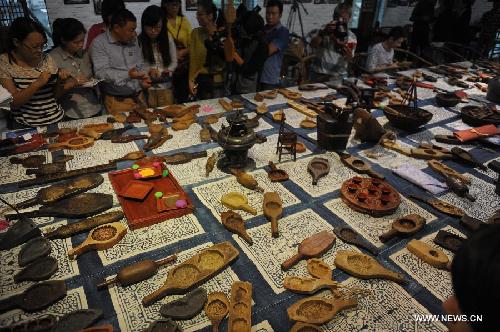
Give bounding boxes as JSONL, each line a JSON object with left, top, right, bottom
{"left": 259, "top": 0, "right": 289, "bottom": 91}
{"left": 91, "top": 9, "right": 151, "bottom": 114}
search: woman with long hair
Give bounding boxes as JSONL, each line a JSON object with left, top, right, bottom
{"left": 50, "top": 18, "right": 101, "bottom": 119}
{"left": 0, "top": 17, "right": 74, "bottom": 128}
{"left": 138, "top": 5, "right": 177, "bottom": 107}
{"left": 162, "top": 0, "right": 191, "bottom": 102}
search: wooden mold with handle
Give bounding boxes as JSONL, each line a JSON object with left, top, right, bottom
{"left": 407, "top": 239, "right": 450, "bottom": 270}
{"left": 142, "top": 241, "right": 239, "bottom": 306}
{"left": 67, "top": 222, "right": 127, "bottom": 260}
{"left": 334, "top": 250, "right": 406, "bottom": 284}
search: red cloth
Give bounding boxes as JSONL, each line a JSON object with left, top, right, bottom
{"left": 85, "top": 22, "right": 106, "bottom": 50}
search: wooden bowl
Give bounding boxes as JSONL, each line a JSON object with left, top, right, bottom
{"left": 435, "top": 93, "right": 461, "bottom": 107}
{"left": 383, "top": 104, "right": 433, "bottom": 131}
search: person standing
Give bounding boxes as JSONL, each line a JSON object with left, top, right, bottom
{"left": 91, "top": 9, "right": 151, "bottom": 114}
{"left": 410, "top": 0, "right": 436, "bottom": 56}
{"left": 84, "top": 0, "right": 125, "bottom": 50}
{"left": 188, "top": 0, "right": 225, "bottom": 100}
{"left": 50, "top": 18, "right": 102, "bottom": 119}
{"left": 309, "top": 3, "right": 357, "bottom": 83}
{"left": 138, "top": 5, "right": 177, "bottom": 108}
{"left": 162, "top": 0, "right": 191, "bottom": 103}
{"left": 259, "top": 0, "right": 289, "bottom": 91}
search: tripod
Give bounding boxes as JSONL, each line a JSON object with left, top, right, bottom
{"left": 286, "top": 0, "right": 308, "bottom": 41}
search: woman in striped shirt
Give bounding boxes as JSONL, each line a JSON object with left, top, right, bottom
{"left": 0, "top": 17, "right": 75, "bottom": 128}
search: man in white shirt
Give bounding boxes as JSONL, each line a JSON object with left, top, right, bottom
{"left": 366, "top": 26, "right": 406, "bottom": 73}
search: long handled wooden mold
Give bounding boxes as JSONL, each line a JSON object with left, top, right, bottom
{"left": 67, "top": 222, "right": 127, "bottom": 260}
{"left": 142, "top": 241, "right": 239, "bottom": 306}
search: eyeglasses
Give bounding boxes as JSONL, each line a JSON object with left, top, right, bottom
{"left": 22, "top": 42, "right": 47, "bottom": 51}
{"left": 196, "top": 12, "right": 208, "bottom": 17}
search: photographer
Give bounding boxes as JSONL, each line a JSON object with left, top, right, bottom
{"left": 232, "top": 7, "right": 268, "bottom": 93}
{"left": 309, "top": 3, "right": 357, "bottom": 84}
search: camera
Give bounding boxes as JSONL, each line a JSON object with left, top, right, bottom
{"left": 324, "top": 17, "right": 348, "bottom": 53}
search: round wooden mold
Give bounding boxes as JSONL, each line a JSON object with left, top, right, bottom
{"left": 340, "top": 177, "right": 401, "bottom": 217}
{"left": 170, "top": 264, "right": 201, "bottom": 287}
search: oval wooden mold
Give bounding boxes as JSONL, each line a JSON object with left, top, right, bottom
{"left": 278, "top": 88, "right": 302, "bottom": 100}
{"left": 18, "top": 236, "right": 51, "bottom": 266}
{"left": 48, "top": 135, "right": 94, "bottom": 151}
{"left": 307, "top": 157, "right": 330, "bottom": 185}
{"left": 204, "top": 114, "right": 221, "bottom": 125}
{"left": 433, "top": 230, "right": 465, "bottom": 253}
{"left": 407, "top": 239, "right": 450, "bottom": 270}
{"left": 379, "top": 214, "right": 426, "bottom": 243}
{"left": 17, "top": 174, "right": 105, "bottom": 210}
{"left": 160, "top": 287, "right": 207, "bottom": 320}
{"left": 340, "top": 153, "right": 384, "bottom": 179}
{"left": 221, "top": 211, "right": 253, "bottom": 245}
{"left": 111, "top": 151, "right": 146, "bottom": 163}
{"left": 335, "top": 250, "right": 406, "bottom": 284}
{"left": 231, "top": 169, "right": 263, "bottom": 192}
{"left": 67, "top": 222, "right": 127, "bottom": 260}
{"left": 14, "top": 256, "right": 58, "bottom": 282}
{"left": 300, "top": 118, "right": 316, "bottom": 129}
{"left": 306, "top": 258, "right": 332, "bottom": 280}
{"left": 267, "top": 161, "right": 288, "bottom": 182}
{"left": 6, "top": 193, "right": 114, "bottom": 220}
{"left": 340, "top": 177, "right": 401, "bottom": 217}
{"left": 10, "top": 155, "right": 46, "bottom": 168}
{"left": 44, "top": 210, "right": 124, "bottom": 240}
{"left": 142, "top": 241, "right": 239, "bottom": 306}
{"left": 205, "top": 292, "right": 229, "bottom": 332}
{"left": 272, "top": 111, "right": 284, "bottom": 122}
{"left": 428, "top": 160, "right": 470, "bottom": 184}
{"left": 281, "top": 231, "right": 336, "bottom": 271}
{"left": 221, "top": 192, "right": 257, "bottom": 215}
{"left": 0, "top": 280, "right": 67, "bottom": 313}
{"left": 263, "top": 192, "right": 283, "bottom": 238}
{"left": 283, "top": 276, "right": 336, "bottom": 295}
{"left": 259, "top": 89, "right": 278, "bottom": 99}
{"left": 160, "top": 104, "right": 188, "bottom": 118}
{"left": 25, "top": 161, "right": 66, "bottom": 176}
{"left": 295, "top": 142, "right": 306, "bottom": 153}
{"left": 290, "top": 322, "right": 322, "bottom": 332}
{"left": 287, "top": 297, "right": 357, "bottom": 324}
{"left": 144, "top": 319, "right": 182, "bottom": 332}
{"left": 256, "top": 103, "right": 268, "bottom": 114}
{"left": 52, "top": 309, "right": 103, "bottom": 332}
{"left": 409, "top": 195, "right": 465, "bottom": 217}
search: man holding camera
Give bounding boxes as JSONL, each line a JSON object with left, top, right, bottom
{"left": 309, "top": 3, "right": 357, "bottom": 84}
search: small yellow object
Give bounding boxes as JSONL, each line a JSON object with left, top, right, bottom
{"left": 139, "top": 168, "right": 156, "bottom": 177}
